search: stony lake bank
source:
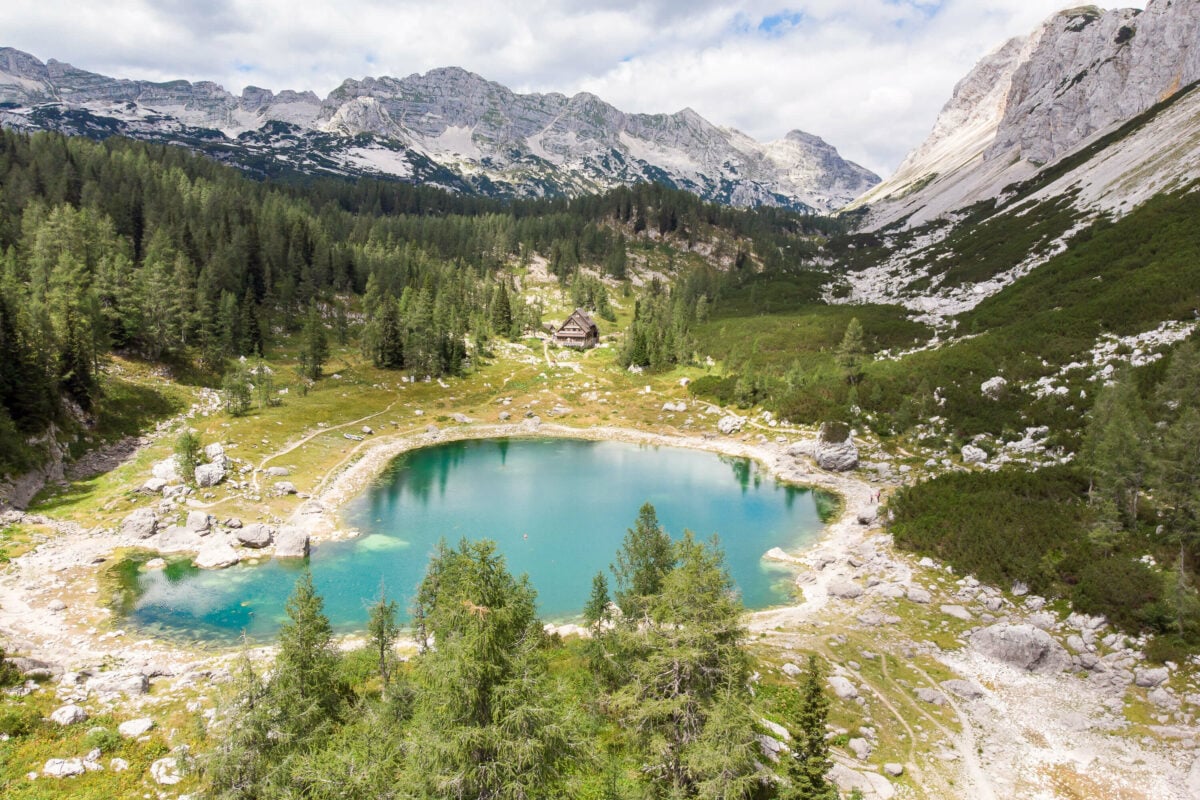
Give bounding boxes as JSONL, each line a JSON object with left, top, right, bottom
{"left": 2, "top": 365, "right": 1199, "bottom": 798}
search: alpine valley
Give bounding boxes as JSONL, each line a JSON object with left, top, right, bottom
{"left": 1, "top": 1, "right": 1200, "bottom": 800}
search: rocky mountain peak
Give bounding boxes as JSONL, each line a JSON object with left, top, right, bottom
{"left": 0, "top": 47, "right": 878, "bottom": 212}
{"left": 853, "top": 0, "right": 1200, "bottom": 229}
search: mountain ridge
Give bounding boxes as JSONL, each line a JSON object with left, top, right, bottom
{"left": 0, "top": 48, "right": 878, "bottom": 212}
{"left": 852, "top": 0, "right": 1200, "bottom": 229}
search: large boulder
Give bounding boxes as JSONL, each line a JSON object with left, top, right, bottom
{"left": 120, "top": 508, "right": 158, "bottom": 539}
{"left": 236, "top": 523, "right": 273, "bottom": 548}
{"left": 85, "top": 671, "right": 149, "bottom": 696}
{"left": 717, "top": 415, "right": 744, "bottom": 435}
{"left": 980, "top": 376, "right": 1008, "bottom": 400}
{"left": 961, "top": 445, "right": 988, "bottom": 464}
{"left": 265, "top": 466, "right": 290, "bottom": 477}
{"left": 150, "top": 756, "right": 182, "bottom": 785}
{"left": 828, "top": 676, "right": 859, "bottom": 700}
{"left": 49, "top": 704, "right": 88, "bottom": 726}
{"left": 815, "top": 438, "right": 859, "bottom": 472}
{"left": 185, "top": 510, "right": 211, "bottom": 533}
{"left": 970, "top": 623, "right": 1070, "bottom": 673}
{"left": 118, "top": 718, "right": 155, "bottom": 738}
{"left": 195, "top": 461, "right": 226, "bottom": 488}
{"left": 151, "top": 457, "right": 181, "bottom": 483}
{"left": 43, "top": 758, "right": 86, "bottom": 778}
{"left": 195, "top": 539, "right": 240, "bottom": 569}
{"left": 203, "top": 442, "right": 225, "bottom": 461}
{"left": 274, "top": 526, "right": 310, "bottom": 559}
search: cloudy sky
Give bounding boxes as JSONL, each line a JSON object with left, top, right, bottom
{"left": 1, "top": 0, "right": 1136, "bottom": 176}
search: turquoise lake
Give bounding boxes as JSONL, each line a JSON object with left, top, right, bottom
{"left": 121, "top": 438, "right": 836, "bottom": 641}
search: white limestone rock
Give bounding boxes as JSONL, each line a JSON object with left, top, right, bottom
{"left": 828, "top": 676, "right": 859, "bottom": 700}
{"left": 49, "top": 704, "right": 88, "bottom": 726}
{"left": 185, "top": 510, "right": 211, "bottom": 533}
{"left": 195, "top": 460, "right": 226, "bottom": 488}
{"left": 236, "top": 523, "right": 273, "bottom": 548}
{"left": 274, "top": 526, "right": 310, "bottom": 559}
{"left": 717, "top": 415, "right": 744, "bottom": 435}
{"left": 120, "top": 507, "right": 158, "bottom": 539}
{"left": 981, "top": 376, "right": 1008, "bottom": 400}
{"left": 150, "top": 756, "right": 182, "bottom": 785}
{"left": 43, "top": 758, "right": 85, "bottom": 778}
{"left": 970, "top": 623, "right": 1070, "bottom": 673}
{"left": 961, "top": 445, "right": 988, "bottom": 464}
{"left": 118, "top": 718, "right": 155, "bottom": 737}
{"left": 195, "top": 539, "right": 241, "bottom": 569}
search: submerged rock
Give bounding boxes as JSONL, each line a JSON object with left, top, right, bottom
{"left": 195, "top": 539, "right": 240, "bottom": 569}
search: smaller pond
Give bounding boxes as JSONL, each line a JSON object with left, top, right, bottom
{"left": 115, "top": 438, "right": 838, "bottom": 642}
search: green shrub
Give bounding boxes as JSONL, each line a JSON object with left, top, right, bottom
{"left": 1069, "top": 556, "right": 1162, "bottom": 633}
{"left": 84, "top": 726, "right": 123, "bottom": 752}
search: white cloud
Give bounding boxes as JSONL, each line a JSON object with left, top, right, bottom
{"left": 0, "top": 0, "right": 1146, "bottom": 177}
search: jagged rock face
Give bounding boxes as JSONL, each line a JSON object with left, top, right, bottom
{"left": 0, "top": 50, "right": 878, "bottom": 212}
{"left": 855, "top": 0, "right": 1200, "bottom": 228}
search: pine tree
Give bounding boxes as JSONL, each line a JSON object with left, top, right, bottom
{"left": 1081, "top": 371, "right": 1149, "bottom": 529}
{"left": 221, "top": 361, "right": 253, "bottom": 417}
{"left": 583, "top": 570, "right": 611, "bottom": 632}
{"left": 836, "top": 317, "right": 866, "bottom": 385}
{"left": 782, "top": 654, "right": 837, "bottom": 800}
{"left": 367, "top": 584, "right": 399, "bottom": 700}
{"left": 612, "top": 502, "right": 675, "bottom": 621}
{"left": 406, "top": 539, "right": 577, "bottom": 799}
{"left": 619, "top": 531, "right": 756, "bottom": 797}
{"left": 297, "top": 306, "right": 329, "bottom": 381}
{"left": 174, "top": 430, "right": 201, "bottom": 485}
{"left": 490, "top": 282, "right": 513, "bottom": 338}
{"left": 269, "top": 570, "right": 345, "bottom": 745}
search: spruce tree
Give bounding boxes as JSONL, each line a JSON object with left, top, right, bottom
{"left": 297, "top": 306, "right": 328, "bottom": 381}
{"left": 367, "top": 584, "right": 399, "bottom": 700}
{"left": 583, "top": 570, "right": 611, "bottom": 632}
{"left": 836, "top": 317, "right": 865, "bottom": 385}
{"left": 406, "top": 539, "right": 577, "bottom": 799}
{"left": 782, "top": 654, "right": 837, "bottom": 800}
{"left": 269, "top": 570, "right": 345, "bottom": 745}
{"left": 612, "top": 502, "right": 675, "bottom": 621}
{"left": 174, "top": 430, "right": 201, "bottom": 485}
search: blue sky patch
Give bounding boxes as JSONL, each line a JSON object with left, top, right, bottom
{"left": 758, "top": 10, "right": 806, "bottom": 36}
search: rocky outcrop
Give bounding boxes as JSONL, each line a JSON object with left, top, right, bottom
{"left": 717, "top": 415, "right": 745, "bottom": 435}
{"left": 855, "top": 0, "right": 1200, "bottom": 229}
{"left": 0, "top": 48, "right": 877, "bottom": 212}
{"left": 970, "top": 623, "right": 1070, "bottom": 673}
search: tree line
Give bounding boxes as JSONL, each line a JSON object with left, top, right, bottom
{"left": 0, "top": 130, "right": 833, "bottom": 474}
{"left": 204, "top": 503, "right": 841, "bottom": 799}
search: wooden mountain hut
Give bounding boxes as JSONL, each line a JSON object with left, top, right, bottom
{"left": 553, "top": 308, "right": 599, "bottom": 349}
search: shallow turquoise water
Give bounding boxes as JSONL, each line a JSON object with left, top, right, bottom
{"left": 122, "top": 438, "right": 835, "bottom": 641}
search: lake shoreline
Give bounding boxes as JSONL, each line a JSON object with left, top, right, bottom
{"left": 0, "top": 421, "right": 885, "bottom": 665}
